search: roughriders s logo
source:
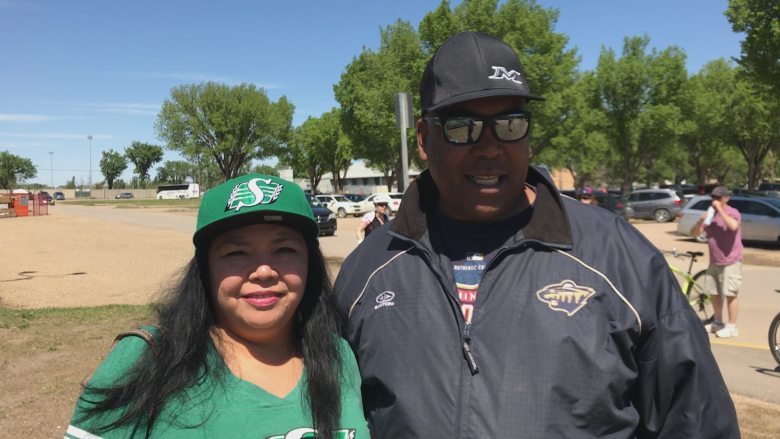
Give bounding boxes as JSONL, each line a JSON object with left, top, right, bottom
{"left": 265, "top": 427, "right": 356, "bottom": 439}
{"left": 226, "top": 177, "right": 283, "bottom": 212}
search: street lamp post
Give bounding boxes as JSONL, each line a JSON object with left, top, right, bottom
{"left": 87, "top": 135, "right": 93, "bottom": 191}
{"left": 48, "top": 151, "right": 54, "bottom": 188}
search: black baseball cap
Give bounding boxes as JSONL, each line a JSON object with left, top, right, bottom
{"left": 420, "top": 31, "right": 545, "bottom": 115}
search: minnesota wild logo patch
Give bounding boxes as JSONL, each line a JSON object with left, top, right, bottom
{"left": 226, "top": 177, "right": 283, "bottom": 212}
{"left": 265, "top": 427, "right": 356, "bottom": 439}
{"left": 536, "top": 280, "right": 596, "bottom": 316}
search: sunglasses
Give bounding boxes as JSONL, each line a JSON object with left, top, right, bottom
{"left": 579, "top": 195, "right": 592, "bottom": 199}
{"left": 711, "top": 195, "right": 723, "bottom": 200}
{"left": 425, "top": 111, "right": 531, "bottom": 145}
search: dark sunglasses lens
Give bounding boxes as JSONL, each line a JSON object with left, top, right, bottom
{"left": 444, "top": 117, "right": 483, "bottom": 144}
{"left": 494, "top": 115, "right": 529, "bottom": 141}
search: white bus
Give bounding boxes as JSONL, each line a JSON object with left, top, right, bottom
{"left": 156, "top": 183, "right": 200, "bottom": 200}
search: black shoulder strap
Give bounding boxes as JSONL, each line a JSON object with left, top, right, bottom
{"left": 111, "top": 327, "right": 165, "bottom": 356}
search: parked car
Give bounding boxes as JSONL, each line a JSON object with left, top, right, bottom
{"left": 54, "top": 191, "right": 65, "bottom": 200}
{"left": 357, "top": 193, "right": 403, "bottom": 215}
{"left": 624, "top": 188, "right": 685, "bottom": 222}
{"left": 115, "top": 192, "right": 134, "bottom": 199}
{"left": 677, "top": 195, "right": 780, "bottom": 243}
{"left": 46, "top": 194, "right": 54, "bottom": 205}
{"left": 344, "top": 194, "right": 368, "bottom": 204}
{"left": 755, "top": 182, "right": 780, "bottom": 199}
{"left": 316, "top": 194, "right": 363, "bottom": 218}
{"left": 593, "top": 193, "right": 634, "bottom": 220}
{"left": 306, "top": 194, "right": 337, "bottom": 236}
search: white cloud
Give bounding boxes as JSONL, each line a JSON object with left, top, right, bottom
{"left": 43, "top": 101, "right": 160, "bottom": 116}
{"left": 0, "top": 114, "right": 53, "bottom": 122}
{"left": 0, "top": 140, "right": 48, "bottom": 148}
{"left": 0, "top": 133, "right": 113, "bottom": 140}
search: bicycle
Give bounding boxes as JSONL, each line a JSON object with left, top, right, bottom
{"left": 665, "top": 248, "right": 714, "bottom": 325}
{"left": 770, "top": 290, "right": 780, "bottom": 366}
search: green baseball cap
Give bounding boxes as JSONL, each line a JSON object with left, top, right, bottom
{"left": 193, "top": 174, "right": 318, "bottom": 249}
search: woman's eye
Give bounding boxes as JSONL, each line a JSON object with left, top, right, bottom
{"left": 276, "top": 247, "right": 298, "bottom": 254}
{"left": 224, "top": 250, "right": 246, "bottom": 257}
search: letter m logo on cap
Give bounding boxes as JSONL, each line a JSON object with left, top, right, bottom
{"left": 488, "top": 66, "right": 523, "bottom": 84}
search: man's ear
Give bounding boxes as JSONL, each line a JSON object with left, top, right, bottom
{"left": 416, "top": 118, "right": 429, "bottom": 162}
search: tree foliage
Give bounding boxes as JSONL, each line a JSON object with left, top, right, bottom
{"left": 592, "top": 35, "right": 688, "bottom": 193}
{"left": 125, "top": 141, "right": 164, "bottom": 183}
{"left": 725, "top": 0, "right": 780, "bottom": 95}
{"left": 155, "top": 160, "right": 192, "bottom": 184}
{"left": 99, "top": 149, "right": 128, "bottom": 190}
{"left": 155, "top": 81, "right": 294, "bottom": 182}
{"left": 335, "top": 20, "right": 426, "bottom": 192}
{"left": 0, "top": 150, "right": 36, "bottom": 192}
{"left": 285, "top": 119, "right": 329, "bottom": 194}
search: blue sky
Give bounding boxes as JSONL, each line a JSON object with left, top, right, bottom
{"left": 0, "top": 0, "right": 742, "bottom": 187}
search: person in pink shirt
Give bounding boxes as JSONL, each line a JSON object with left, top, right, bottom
{"left": 690, "top": 186, "right": 743, "bottom": 338}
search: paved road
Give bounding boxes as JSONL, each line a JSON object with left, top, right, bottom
{"left": 56, "top": 205, "right": 780, "bottom": 404}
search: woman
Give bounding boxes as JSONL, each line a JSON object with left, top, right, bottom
{"left": 576, "top": 186, "right": 598, "bottom": 206}
{"left": 355, "top": 194, "right": 390, "bottom": 244}
{"left": 67, "top": 174, "right": 369, "bottom": 439}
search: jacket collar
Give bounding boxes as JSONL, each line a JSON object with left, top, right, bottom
{"left": 389, "top": 167, "right": 573, "bottom": 246}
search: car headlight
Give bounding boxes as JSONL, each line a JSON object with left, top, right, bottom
{"left": 328, "top": 213, "right": 336, "bottom": 220}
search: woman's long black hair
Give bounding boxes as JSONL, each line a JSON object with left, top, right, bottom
{"left": 77, "top": 237, "right": 343, "bottom": 438}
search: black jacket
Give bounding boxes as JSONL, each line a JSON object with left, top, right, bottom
{"left": 334, "top": 168, "right": 739, "bottom": 438}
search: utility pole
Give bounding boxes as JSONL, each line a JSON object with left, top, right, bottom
{"left": 394, "top": 93, "right": 414, "bottom": 192}
{"left": 48, "top": 151, "right": 54, "bottom": 188}
{"left": 87, "top": 135, "right": 93, "bottom": 191}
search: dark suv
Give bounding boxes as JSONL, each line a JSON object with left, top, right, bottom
{"left": 625, "top": 189, "right": 685, "bottom": 222}
{"left": 306, "top": 194, "right": 337, "bottom": 236}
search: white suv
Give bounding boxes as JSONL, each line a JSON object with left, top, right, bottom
{"left": 316, "top": 195, "right": 363, "bottom": 218}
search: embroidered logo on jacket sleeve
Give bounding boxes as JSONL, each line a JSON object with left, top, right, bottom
{"left": 536, "top": 280, "right": 596, "bottom": 316}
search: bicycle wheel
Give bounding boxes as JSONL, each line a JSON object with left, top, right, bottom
{"left": 770, "top": 312, "right": 780, "bottom": 366}
{"left": 685, "top": 270, "right": 714, "bottom": 325}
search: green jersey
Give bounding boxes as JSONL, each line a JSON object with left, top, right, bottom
{"left": 65, "top": 331, "right": 369, "bottom": 439}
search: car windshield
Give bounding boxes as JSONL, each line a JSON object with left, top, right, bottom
{"left": 306, "top": 195, "right": 325, "bottom": 207}
{"left": 389, "top": 194, "right": 403, "bottom": 199}
{"left": 333, "top": 196, "right": 349, "bottom": 202}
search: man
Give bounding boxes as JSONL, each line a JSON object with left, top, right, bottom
{"left": 355, "top": 194, "right": 391, "bottom": 244}
{"left": 334, "top": 32, "right": 738, "bottom": 438}
{"left": 690, "top": 186, "right": 743, "bottom": 338}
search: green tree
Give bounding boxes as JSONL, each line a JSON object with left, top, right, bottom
{"left": 114, "top": 179, "right": 127, "bottom": 189}
{"left": 725, "top": 0, "right": 780, "bottom": 94}
{"left": 65, "top": 176, "right": 76, "bottom": 189}
{"left": 155, "top": 160, "right": 192, "bottom": 184}
{"left": 0, "top": 150, "right": 36, "bottom": 194}
{"left": 718, "top": 68, "right": 780, "bottom": 191}
{"left": 253, "top": 164, "right": 279, "bottom": 177}
{"left": 593, "top": 35, "right": 688, "bottom": 193}
{"left": 418, "top": 0, "right": 581, "bottom": 162}
{"left": 155, "top": 81, "right": 294, "bottom": 182}
{"left": 284, "top": 118, "right": 329, "bottom": 193}
{"left": 125, "top": 141, "right": 164, "bottom": 183}
{"left": 99, "top": 149, "right": 128, "bottom": 189}
{"left": 335, "top": 20, "right": 426, "bottom": 192}
{"left": 546, "top": 72, "right": 609, "bottom": 188}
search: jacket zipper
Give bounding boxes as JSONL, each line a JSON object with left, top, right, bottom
{"left": 386, "top": 231, "right": 572, "bottom": 438}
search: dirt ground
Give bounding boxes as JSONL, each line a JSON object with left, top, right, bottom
{"left": 1, "top": 209, "right": 779, "bottom": 438}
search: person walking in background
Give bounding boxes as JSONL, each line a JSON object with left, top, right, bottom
{"left": 355, "top": 194, "right": 391, "bottom": 244}
{"left": 690, "top": 185, "right": 743, "bottom": 338}
{"left": 335, "top": 31, "right": 738, "bottom": 438}
{"left": 66, "top": 174, "right": 368, "bottom": 439}
{"left": 576, "top": 186, "right": 597, "bottom": 205}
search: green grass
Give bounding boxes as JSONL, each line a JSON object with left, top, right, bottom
{"left": 61, "top": 199, "right": 201, "bottom": 208}
{"left": 0, "top": 304, "right": 153, "bottom": 331}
